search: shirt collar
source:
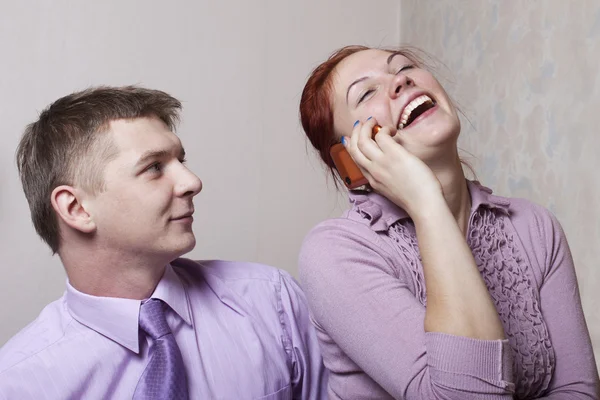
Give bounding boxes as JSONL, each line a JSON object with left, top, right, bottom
{"left": 347, "top": 180, "right": 510, "bottom": 232}
{"left": 467, "top": 180, "right": 511, "bottom": 214}
{"left": 151, "top": 263, "right": 193, "bottom": 326}
{"left": 65, "top": 263, "right": 192, "bottom": 354}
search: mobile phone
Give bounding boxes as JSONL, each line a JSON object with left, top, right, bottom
{"left": 330, "top": 125, "right": 381, "bottom": 189}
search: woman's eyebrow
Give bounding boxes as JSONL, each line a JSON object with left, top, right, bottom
{"left": 387, "top": 51, "right": 403, "bottom": 65}
{"left": 346, "top": 77, "right": 369, "bottom": 104}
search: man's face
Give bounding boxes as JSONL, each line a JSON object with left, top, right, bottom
{"left": 84, "top": 116, "right": 202, "bottom": 261}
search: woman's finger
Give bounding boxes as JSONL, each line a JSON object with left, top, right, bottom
{"left": 342, "top": 124, "right": 372, "bottom": 171}
{"left": 355, "top": 117, "right": 384, "bottom": 161}
{"left": 374, "top": 128, "right": 410, "bottom": 157}
{"left": 343, "top": 134, "right": 372, "bottom": 170}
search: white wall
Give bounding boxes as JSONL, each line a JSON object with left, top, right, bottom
{"left": 0, "top": 1, "right": 401, "bottom": 345}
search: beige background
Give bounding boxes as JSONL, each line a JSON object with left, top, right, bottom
{"left": 0, "top": 0, "right": 399, "bottom": 345}
{"left": 401, "top": 0, "right": 600, "bottom": 367}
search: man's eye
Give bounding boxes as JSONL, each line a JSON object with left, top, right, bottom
{"left": 146, "top": 162, "right": 162, "bottom": 173}
{"left": 358, "top": 89, "right": 374, "bottom": 104}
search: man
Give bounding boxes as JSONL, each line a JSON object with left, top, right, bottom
{"left": 0, "top": 86, "right": 326, "bottom": 399}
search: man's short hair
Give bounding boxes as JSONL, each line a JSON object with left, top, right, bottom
{"left": 16, "top": 85, "right": 182, "bottom": 253}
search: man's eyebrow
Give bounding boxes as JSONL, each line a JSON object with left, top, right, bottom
{"left": 135, "top": 146, "right": 186, "bottom": 168}
{"left": 346, "top": 77, "right": 369, "bottom": 104}
{"left": 135, "top": 150, "right": 169, "bottom": 168}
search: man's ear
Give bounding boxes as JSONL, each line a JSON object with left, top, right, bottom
{"left": 50, "top": 185, "right": 96, "bottom": 233}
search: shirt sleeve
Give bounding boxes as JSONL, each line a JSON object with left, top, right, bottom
{"left": 277, "top": 270, "right": 328, "bottom": 400}
{"left": 299, "top": 219, "right": 515, "bottom": 400}
{"left": 529, "top": 207, "right": 600, "bottom": 399}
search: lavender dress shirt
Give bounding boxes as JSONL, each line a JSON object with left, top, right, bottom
{"left": 0, "top": 258, "right": 327, "bottom": 399}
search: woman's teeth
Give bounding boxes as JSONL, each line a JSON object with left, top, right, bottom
{"left": 398, "top": 95, "right": 435, "bottom": 130}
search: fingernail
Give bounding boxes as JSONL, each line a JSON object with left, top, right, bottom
{"left": 353, "top": 120, "right": 360, "bottom": 127}
{"left": 341, "top": 136, "right": 347, "bottom": 146}
{"left": 366, "top": 116, "right": 373, "bottom": 121}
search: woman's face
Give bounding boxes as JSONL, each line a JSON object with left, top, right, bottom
{"left": 331, "top": 49, "right": 461, "bottom": 162}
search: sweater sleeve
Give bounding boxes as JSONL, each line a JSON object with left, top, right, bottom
{"left": 299, "top": 218, "right": 515, "bottom": 400}
{"left": 528, "top": 206, "right": 600, "bottom": 399}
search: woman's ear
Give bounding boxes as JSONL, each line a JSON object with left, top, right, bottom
{"left": 50, "top": 185, "right": 96, "bottom": 233}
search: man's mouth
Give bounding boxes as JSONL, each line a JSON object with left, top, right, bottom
{"left": 397, "top": 94, "right": 436, "bottom": 130}
{"left": 171, "top": 211, "right": 194, "bottom": 221}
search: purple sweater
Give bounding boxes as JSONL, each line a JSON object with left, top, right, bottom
{"left": 299, "top": 180, "right": 599, "bottom": 399}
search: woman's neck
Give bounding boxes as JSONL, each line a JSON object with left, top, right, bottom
{"left": 429, "top": 156, "right": 472, "bottom": 234}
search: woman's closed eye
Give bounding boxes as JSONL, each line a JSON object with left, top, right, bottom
{"left": 357, "top": 89, "right": 375, "bottom": 105}
{"left": 356, "top": 66, "right": 414, "bottom": 105}
{"left": 396, "top": 64, "right": 414, "bottom": 74}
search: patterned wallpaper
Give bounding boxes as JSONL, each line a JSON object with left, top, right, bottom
{"left": 401, "top": 0, "right": 600, "bottom": 366}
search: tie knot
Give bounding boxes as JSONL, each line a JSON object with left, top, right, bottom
{"left": 139, "top": 299, "right": 171, "bottom": 340}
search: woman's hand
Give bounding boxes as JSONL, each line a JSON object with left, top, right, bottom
{"left": 343, "top": 117, "right": 443, "bottom": 218}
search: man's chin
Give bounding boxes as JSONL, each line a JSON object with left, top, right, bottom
{"left": 171, "top": 237, "right": 197, "bottom": 259}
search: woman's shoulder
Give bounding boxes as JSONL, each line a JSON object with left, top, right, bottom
{"left": 472, "top": 182, "right": 568, "bottom": 275}
{"left": 301, "top": 190, "right": 414, "bottom": 251}
{"left": 494, "top": 192, "right": 562, "bottom": 239}
{"left": 299, "top": 214, "right": 402, "bottom": 281}
{"left": 300, "top": 214, "right": 388, "bottom": 258}
{"left": 470, "top": 181, "right": 560, "bottom": 235}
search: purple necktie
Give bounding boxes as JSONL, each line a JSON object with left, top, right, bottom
{"left": 133, "top": 299, "right": 189, "bottom": 400}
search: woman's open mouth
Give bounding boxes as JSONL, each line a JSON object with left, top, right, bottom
{"left": 398, "top": 94, "right": 437, "bottom": 130}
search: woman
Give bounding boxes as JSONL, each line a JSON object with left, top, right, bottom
{"left": 298, "top": 45, "right": 599, "bottom": 399}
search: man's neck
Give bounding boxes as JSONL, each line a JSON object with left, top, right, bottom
{"left": 60, "top": 246, "right": 169, "bottom": 299}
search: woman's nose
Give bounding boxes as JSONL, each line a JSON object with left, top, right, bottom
{"left": 389, "top": 73, "right": 413, "bottom": 99}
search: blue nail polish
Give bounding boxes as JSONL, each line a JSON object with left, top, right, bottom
{"left": 366, "top": 116, "right": 373, "bottom": 121}
{"left": 341, "top": 136, "right": 346, "bottom": 146}
{"left": 353, "top": 120, "right": 359, "bottom": 127}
